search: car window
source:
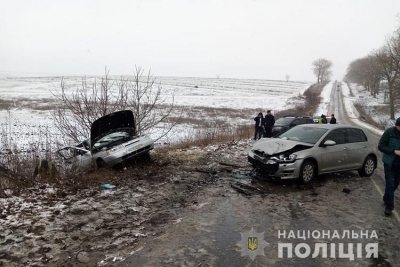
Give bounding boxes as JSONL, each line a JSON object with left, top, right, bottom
{"left": 347, "top": 128, "right": 367, "bottom": 143}
{"left": 279, "top": 126, "right": 328, "bottom": 144}
{"left": 324, "top": 129, "right": 346, "bottom": 144}
{"left": 291, "top": 119, "right": 302, "bottom": 126}
{"left": 275, "top": 118, "right": 294, "bottom": 125}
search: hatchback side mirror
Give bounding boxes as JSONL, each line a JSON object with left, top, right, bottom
{"left": 323, "top": 140, "right": 336, "bottom": 146}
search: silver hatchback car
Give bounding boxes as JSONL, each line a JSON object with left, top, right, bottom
{"left": 248, "top": 124, "right": 377, "bottom": 184}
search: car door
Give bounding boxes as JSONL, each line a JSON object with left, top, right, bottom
{"left": 345, "top": 128, "right": 369, "bottom": 169}
{"left": 57, "top": 147, "right": 92, "bottom": 169}
{"left": 317, "top": 129, "right": 349, "bottom": 173}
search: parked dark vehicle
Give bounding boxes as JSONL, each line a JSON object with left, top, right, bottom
{"left": 271, "top": 116, "right": 314, "bottom": 136}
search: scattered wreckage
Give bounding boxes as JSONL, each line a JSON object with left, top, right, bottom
{"left": 248, "top": 124, "right": 377, "bottom": 184}
{"left": 57, "top": 110, "right": 154, "bottom": 170}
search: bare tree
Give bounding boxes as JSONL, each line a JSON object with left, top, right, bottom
{"left": 312, "top": 58, "right": 333, "bottom": 83}
{"left": 285, "top": 74, "right": 290, "bottom": 82}
{"left": 52, "top": 67, "right": 175, "bottom": 143}
{"left": 374, "top": 31, "right": 400, "bottom": 119}
{"left": 345, "top": 55, "right": 382, "bottom": 97}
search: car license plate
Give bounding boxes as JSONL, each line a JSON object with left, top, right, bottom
{"left": 128, "top": 145, "right": 141, "bottom": 153}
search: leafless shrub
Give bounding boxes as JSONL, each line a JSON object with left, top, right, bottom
{"left": 0, "top": 111, "right": 74, "bottom": 195}
{"left": 52, "top": 67, "right": 175, "bottom": 143}
{"left": 273, "top": 82, "right": 327, "bottom": 118}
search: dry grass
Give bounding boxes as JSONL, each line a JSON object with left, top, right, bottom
{"left": 170, "top": 124, "right": 253, "bottom": 150}
{"left": 273, "top": 82, "right": 327, "bottom": 118}
{"left": 354, "top": 103, "right": 385, "bottom": 130}
{"left": 0, "top": 98, "right": 60, "bottom": 111}
{"left": 0, "top": 82, "right": 326, "bottom": 196}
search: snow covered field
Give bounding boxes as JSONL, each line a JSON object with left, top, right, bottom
{"left": 2, "top": 75, "right": 396, "bottom": 150}
{"left": 0, "top": 76, "right": 311, "bottom": 148}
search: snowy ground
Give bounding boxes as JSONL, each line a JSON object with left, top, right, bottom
{"left": 0, "top": 76, "right": 311, "bottom": 149}
{"left": 312, "top": 81, "right": 396, "bottom": 136}
{"left": 1, "top": 76, "right": 394, "bottom": 152}
{"left": 1, "top": 77, "right": 398, "bottom": 267}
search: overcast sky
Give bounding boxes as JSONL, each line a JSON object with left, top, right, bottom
{"left": 1, "top": 0, "right": 399, "bottom": 81}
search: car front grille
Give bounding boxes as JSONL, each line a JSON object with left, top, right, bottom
{"left": 248, "top": 156, "right": 279, "bottom": 174}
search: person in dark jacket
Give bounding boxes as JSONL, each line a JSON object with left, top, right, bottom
{"left": 321, "top": 114, "right": 328, "bottom": 124}
{"left": 330, "top": 114, "right": 337, "bottom": 124}
{"left": 263, "top": 110, "right": 275, "bottom": 138}
{"left": 254, "top": 112, "right": 264, "bottom": 140}
{"left": 378, "top": 117, "right": 400, "bottom": 216}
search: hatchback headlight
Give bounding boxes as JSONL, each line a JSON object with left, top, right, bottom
{"left": 106, "top": 148, "right": 116, "bottom": 155}
{"left": 272, "top": 153, "right": 297, "bottom": 163}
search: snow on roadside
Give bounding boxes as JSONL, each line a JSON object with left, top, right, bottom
{"left": 341, "top": 83, "right": 384, "bottom": 136}
{"left": 315, "top": 81, "right": 333, "bottom": 116}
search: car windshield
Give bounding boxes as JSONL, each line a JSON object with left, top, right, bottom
{"left": 275, "top": 118, "right": 294, "bottom": 125}
{"left": 93, "top": 131, "right": 131, "bottom": 151}
{"left": 278, "top": 126, "right": 328, "bottom": 144}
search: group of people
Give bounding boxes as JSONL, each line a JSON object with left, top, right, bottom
{"left": 318, "top": 114, "right": 337, "bottom": 124}
{"left": 253, "top": 110, "right": 275, "bottom": 140}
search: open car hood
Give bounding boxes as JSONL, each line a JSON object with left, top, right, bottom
{"left": 252, "top": 138, "right": 312, "bottom": 156}
{"left": 91, "top": 110, "right": 136, "bottom": 148}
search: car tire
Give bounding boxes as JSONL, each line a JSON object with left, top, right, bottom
{"left": 299, "top": 160, "right": 316, "bottom": 184}
{"left": 358, "top": 156, "right": 376, "bottom": 177}
{"left": 96, "top": 158, "right": 107, "bottom": 168}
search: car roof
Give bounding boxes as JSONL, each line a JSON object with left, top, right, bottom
{"left": 298, "top": 124, "right": 362, "bottom": 130}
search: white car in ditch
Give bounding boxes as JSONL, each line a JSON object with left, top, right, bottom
{"left": 57, "top": 110, "right": 154, "bottom": 170}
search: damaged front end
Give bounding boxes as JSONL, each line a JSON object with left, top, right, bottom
{"left": 248, "top": 140, "right": 312, "bottom": 180}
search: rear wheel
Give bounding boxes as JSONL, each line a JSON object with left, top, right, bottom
{"left": 299, "top": 160, "right": 316, "bottom": 184}
{"left": 358, "top": 156, "right": 375, "bottom": 177}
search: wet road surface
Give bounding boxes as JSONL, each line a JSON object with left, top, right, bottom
{"left": 117, "top": 83, "right": 400, "bottom": 267}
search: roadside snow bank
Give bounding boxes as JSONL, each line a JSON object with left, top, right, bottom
{"left": 315, "top": 82, "right": 333, "bottom": 116}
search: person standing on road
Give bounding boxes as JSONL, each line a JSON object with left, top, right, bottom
{"left": 253, "top": 112, "right": 264, "bottom": 140}
{"left": 319, "top": 114, "right": 328, "bottom": 124}
{"left": 378, "top": 117, "right": 400, "bottom": 216}
{"left": 330, "top": 114, "right": 337, "bottom": 124}
{"left": 263, "top": 110, "right": 275, "bottom": 138}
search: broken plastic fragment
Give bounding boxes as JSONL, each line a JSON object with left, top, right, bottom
{"left": 101, "top": 184, "right": 116, "bottom": 189}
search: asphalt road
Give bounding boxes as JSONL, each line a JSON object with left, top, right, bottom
{"left": 117, "top": 83, "right": 400, "bottom": 267}
{"left": 333, "top": 81, "right": 400, "bottom": 221}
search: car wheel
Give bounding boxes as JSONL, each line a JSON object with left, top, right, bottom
{"left": 142, "top": 152, "right": 151, "bottom": 161}
{"left": 299, "top": 160, "right": 316, "bottom": 184}
{"left": 96, "top": 158, "right": 107, "bottom": 168}
{"left": 358, "top": 156, "right": 375, "bottom": 177}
